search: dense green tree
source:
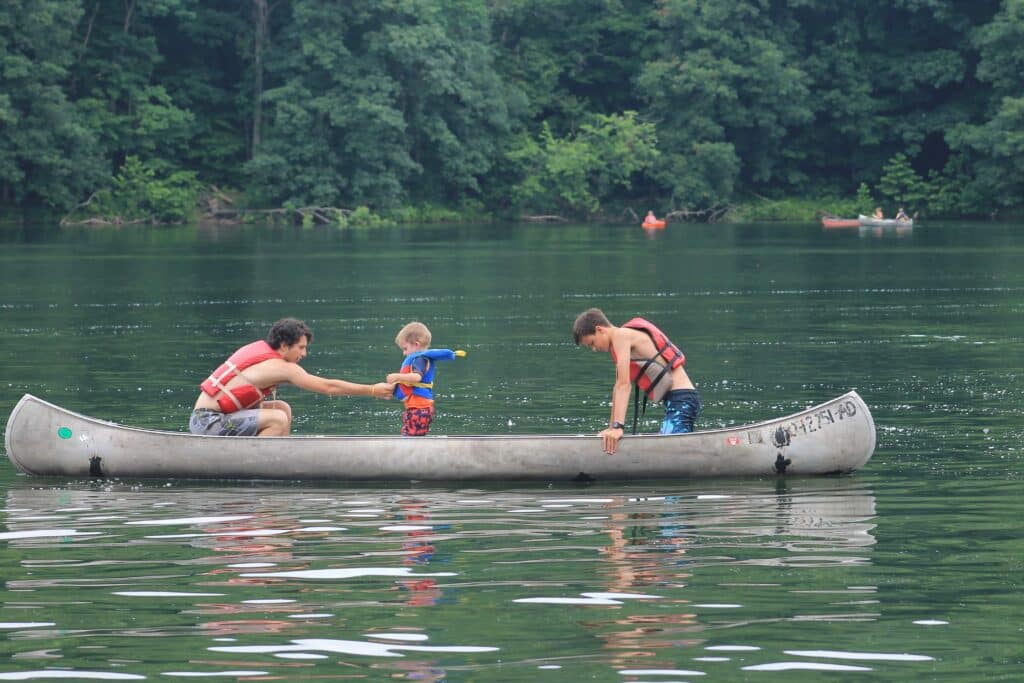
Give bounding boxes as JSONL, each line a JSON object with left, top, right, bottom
{"left": 248, "top": 0, "right": 515, "bottom": 208}
{"left": 0, "top": 0, "right": 104, "bottom": 208}
{"left": 945, "top": 0, "right": 1024, "bottom": 214}
{"left": 637, "top": 0, "right": 812, "bottom": 208}
{"left": 149, "top": 1, "right": 254, "bottom": 183}
{"left": 506, "top": 111, "right": 658, "bottom": 215}
{"left": 793, "top": 0, "right": 999, "bottom": 202}
{"left": 85, "top": 155, "right": 200, "bottom": 223}
{"left": 1, "top": 0, "right": 1023, "bottom": 218}
{"left": 69, "top": 0, "right": 201, "bottom": 174}
{"left": 878, "top": 153, "right": 928, "bottom": 208}
{"left": 489, "top": 0, "right": 652, "bottom": 133}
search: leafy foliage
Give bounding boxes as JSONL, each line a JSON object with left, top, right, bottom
{"left": 0, "top": 0, "right": 105, "bottom": 208}
{"left": 638, "top": 0, "right": 811, "bottom": 208}
{"left": 878, "top": 153, "right": 928, "bottom": 209}
{"left": 87, "top": 157, "right": 200, "bottom": 223}
{"left": 855, "top": 183, "right": 876, "bottom": 216}
{"left": 730, "top": 197, "right": 861, "bottom": 223}
{"left": 0, "top": 0, "right": 1021, "bottom": 220}
{"left": 943, "top": 0, "right": 1024, "bottom": 215}
{"left": 247, "top": 0, "right": 514, "bottom": 210}
{"left": 507, "top": 112, "right": 658, "bottom": 215}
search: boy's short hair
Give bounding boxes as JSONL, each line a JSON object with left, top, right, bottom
{"left": 267, "top": 317, "right": 313, "bottom": 349}
{"left": 572, "top": 308, "right": 611, "bottom": 344}
{"left": 396, "top": 321, "right": 432, "bottom": 347}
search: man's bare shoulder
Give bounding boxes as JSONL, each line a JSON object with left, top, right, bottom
{"left": 250, "top": 357, "right": 307, "bottom": 385}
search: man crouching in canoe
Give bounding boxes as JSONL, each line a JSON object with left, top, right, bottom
{"left": 190, "top": 318, "right": 393, "bottom": 436}
{"left": 573, "top": 308, "right": 701, "bottom": 455}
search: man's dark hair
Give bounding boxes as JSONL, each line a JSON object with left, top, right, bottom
{"left": 267, "top": 318, "right": 313, "bottom": 349}
{"left": 572, "top": 308, "right": 612, "bottom": 344}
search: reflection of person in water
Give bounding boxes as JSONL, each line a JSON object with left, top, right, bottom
{"left": 389, "top": 661, "right": 447, "bottom": 682}
{"left": 385, "top": 499, "right": 448, "bottom": 682}
{"left": 198, "top": 514, "right": 303, "bottom": 583}
{"left": 195, "top": 514, "right": 310, "bottom": 637}
{"left": 597, "top": 497, "right": 702, "bottom": 666}
{"left": 200, "top": 616, "right": 294, "bottom": 637}
{"left": 601, "top": 497, "right": 694, "bottom": 587}
{"left": 397, "top": 499, "right": 444, "bottom": 607}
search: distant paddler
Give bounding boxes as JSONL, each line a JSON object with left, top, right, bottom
{"left": 190, "top": 317, "right": 393, "bottom": 437}
{"left": 642, "top": 210, "right": 666, "bottom": 229}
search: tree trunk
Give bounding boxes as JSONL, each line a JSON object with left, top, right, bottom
{"left": 251, "top": 0, "right": 270, "bottom": 157}
{"left": 123, "top": 0, "right": 137, "bottom": 34}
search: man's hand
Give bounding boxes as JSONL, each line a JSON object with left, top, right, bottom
{"left": 372, "top": 382, "right": 394, "bottom": 399}
{"left": 599, "top": 426, "right": 624, "bottom": 454}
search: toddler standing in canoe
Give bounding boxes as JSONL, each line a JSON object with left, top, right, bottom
{"left": 387, "top": 321, "right": 465, "bottom": 436}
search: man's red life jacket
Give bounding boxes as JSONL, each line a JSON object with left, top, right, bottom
{"left": 200, "top": 340, "right": 282, "bottom": 413}
{"left": 610, "top": 317, "right": 685, "bottom": 402}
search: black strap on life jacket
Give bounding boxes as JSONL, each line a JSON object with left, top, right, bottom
{"left": 625, "top": 324, "right": 681, "bottom": 433}
{"left": 629, "top": 356, "right": 671, "bottom": 434}
{"left": 636, "top": 355, "right": 672, "bottom": 396}
{"left": 630, "top": 385, "right": 648, "bottom": 435}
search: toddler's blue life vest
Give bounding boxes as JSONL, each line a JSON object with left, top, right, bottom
{"left": 392, "top": 349, "right": 465, "bottom": 401}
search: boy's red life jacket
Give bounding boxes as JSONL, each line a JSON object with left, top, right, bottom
{"left": 610, "top": 317, "right": 685, "bottom": 402}
{"left": 200, "top": 340, "right": 282, "bottom": 413}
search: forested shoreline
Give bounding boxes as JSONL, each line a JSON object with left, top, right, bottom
{"left": 2, "top": 1, "right": 1022, "bottom": 226}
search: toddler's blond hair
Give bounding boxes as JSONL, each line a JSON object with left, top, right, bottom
{"left": 395, "top": 321, "right": 431, "bottom": 348}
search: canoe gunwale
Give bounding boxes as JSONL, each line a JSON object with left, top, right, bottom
{"left": 8, "top": 391, "right": 866, "bottom": 442}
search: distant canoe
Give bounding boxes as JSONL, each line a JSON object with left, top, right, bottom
{"left": 821, "top": 217, "right": 861, "bottom": 228}
{"left": 4, "top": 392, "right": 876, "bottom": 482}
{"left": 858, "top": 214, "right": 913, "bottom": 228}
{"left": 642, "top": 219, "right": 666, "bottom": 229}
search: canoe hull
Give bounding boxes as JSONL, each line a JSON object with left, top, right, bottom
{"left": 5, "top": 392, "right": 875, "bottom": 482}
{"left": 858, "top": 214, "right": 913, "bottom": 227}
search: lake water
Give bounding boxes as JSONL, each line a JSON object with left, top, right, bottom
{"left": 1, "top": 220, "right": 1022, "bottom": 680}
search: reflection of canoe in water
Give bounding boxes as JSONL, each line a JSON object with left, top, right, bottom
{"left": 2, "top": 478, "right": 878, "bottom": 549}
{"left": 5, "top": 392, "right": 875, "bottom": 482}
{"left": 821, "top": 217, "right": 860, "bottom": 228}
{"left": 858, "top": 214, "right": 913, "bottom": 228}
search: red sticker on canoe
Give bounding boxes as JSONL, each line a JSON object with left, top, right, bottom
{"left": 726, "top": 436, "right": 742, "bottom": 446}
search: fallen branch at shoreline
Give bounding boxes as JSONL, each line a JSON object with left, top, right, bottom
{"left": 520, "top": 214, "right": 568, "bottom": 223}
{"left": 204, "top": 206, "right": 352, "bottom": 224}
{"left": 665, "top": 205, "right": 731, "bottom": 223}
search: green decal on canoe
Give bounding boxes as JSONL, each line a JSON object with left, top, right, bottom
{"left": 57, "top": 427, "right": 73, "bottom": 439}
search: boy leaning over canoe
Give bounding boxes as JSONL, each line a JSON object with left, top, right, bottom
{"left": 387, "top": 321, "right": 465, "bottom": 436}
{"left": 572, "top": 308, "right": 701, "bottom": 454}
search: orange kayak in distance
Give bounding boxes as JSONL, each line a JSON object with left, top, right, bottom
{"left": 821, "top": 217, "right": 860, "bottom": 228}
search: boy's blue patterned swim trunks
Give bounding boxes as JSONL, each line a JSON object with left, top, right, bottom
{"left": 660, "top": 389, "right": 701, "bottom": 434}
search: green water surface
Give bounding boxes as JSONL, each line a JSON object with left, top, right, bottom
{"left": 0, "top": 220, "right": 1021, "bottom": 680}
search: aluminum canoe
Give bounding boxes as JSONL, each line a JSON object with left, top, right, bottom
{"left": 858, "top": 214, "right": 914, "bottom": 227}
{"left": 4, "top": 392, "right": 876, "bottom": 482}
